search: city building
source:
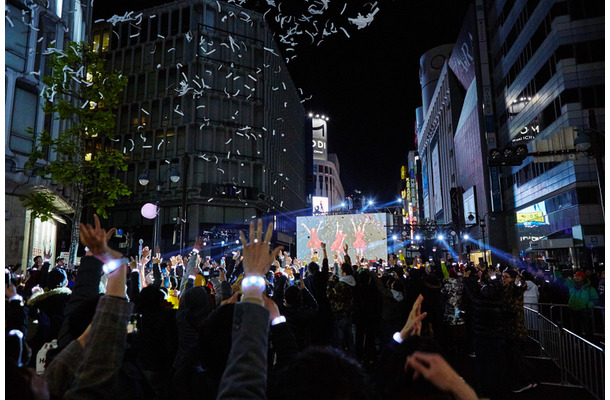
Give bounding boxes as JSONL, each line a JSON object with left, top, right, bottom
{"left": 308, "top": 113, "right": 345, "bottom": 215}
{"left": 5, "top": 0, "right": 91, "bottom": 268}
{"left": 414, "top": 0, "right": 604, "bottom": 268}
{"left": 486, "top": 0, "right": 604, "bottom": 267}
{"left": 93, "top": 0, "right": 308, "bottom": 256}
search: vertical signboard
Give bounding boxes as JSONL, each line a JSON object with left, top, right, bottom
{"left": 432, "top": 144, "right": 442, "bottom": 215}
{"left": 31, "top": 217, "right": 57, "bottom": 262}
{"left": 311, "top": 117, "right": 328, "bottom": 160}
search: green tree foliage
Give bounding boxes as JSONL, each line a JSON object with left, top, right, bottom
{"left": 19, "top": 191, "right": 58, "bottom": 222}
{"left": 26, "top": 41, "right": 130, "bottom": 219}
{"left": 23, "top": 41, "right": 129, "bottom": 264}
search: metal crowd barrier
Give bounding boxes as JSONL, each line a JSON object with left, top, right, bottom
{"left": 524, "top": 302, "right": 605, "bottom": 340}
{"left": 524, "top": 306, "right": 605, "bottom": 400}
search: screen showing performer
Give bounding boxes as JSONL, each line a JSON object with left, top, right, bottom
{"left": 296, "top": 213, "right": 389, "bottom": 262}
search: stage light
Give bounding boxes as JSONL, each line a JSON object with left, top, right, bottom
{"left": 415, "top": 235, "right": 421, "bottom": 241}
{"left": 368, "top": 200, "right": 374, "bottom": 205}
{"left": 392, "top": 235, "right": 398, "bottom": 240}
{"left": 438, "top": 234, "right": 444, "bottom": 240}
{"left": 463, "top": 234, "right": 469, "bottom": 240}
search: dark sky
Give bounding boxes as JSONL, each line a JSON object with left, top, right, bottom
{"left": 96, "top": 0, "right": 470, "bottom": 205}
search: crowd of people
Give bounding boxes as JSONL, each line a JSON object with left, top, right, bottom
{"left": 5, "top": 215, "right": 604, "bottom": 400}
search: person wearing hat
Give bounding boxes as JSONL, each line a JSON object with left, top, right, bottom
{"left": 553, "top": 268, "right": 599, "bottom": 337}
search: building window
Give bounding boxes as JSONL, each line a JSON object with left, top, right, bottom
{"left": 6, "top": 3, "right": 30, "bottom": 72}
{"left": 10, "top": 85, "right": 38, "bottom": 155}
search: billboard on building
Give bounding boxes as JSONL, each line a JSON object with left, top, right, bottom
{"left": 312, "top": 196, "right": 329, "bottom": 215}
{"left": 311, "top": 117, "right": 328, "bottom": 160}
{"left": 432, "top": 144, "right": 442, "bottom": 215}
{"left": 448, "top": 5, "right": 477, "bottom": 90}
{"left": 31, "top": 217, "right": 57, "bottom": 262}
{"left": 296, "top": 213, "right": 389, "bottom": 263}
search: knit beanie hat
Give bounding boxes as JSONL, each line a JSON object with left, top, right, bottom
{"left": 574, "top": 271, "right": 586, "bottom": 278}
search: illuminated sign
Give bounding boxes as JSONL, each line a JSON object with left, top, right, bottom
{"left": 406, "top": 178, "right": 411, "bottom": 200}
{"left": 31, "top": 217, "right": 57, "bottom": 262}
{"left": 432, "top": 145, "right": 442, "bottom": 213}
{"left": 401, "top": 165, "right": 407, "bottom": 180}
{"left": 312, "top": 196, "right": 329, "bottom": 215}
{"left": 512, "top": 124, "right": 540, "bottom": 143}
{"left": 516, "top": 211, "right": 545, "bottom": 224}
{"left": 311, "top": 117, "right": 328, "bottom": 160}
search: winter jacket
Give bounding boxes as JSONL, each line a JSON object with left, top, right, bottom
{"left": 327, "top": 275, "right": 356, "bottom": 319}
{"left": 441, "top": 278, "right": 465, "bottom": 326}
{"left": 26, "top": 286, "right": 72, "bottom": 365}
{"left": 503, "top": 282, "right": 527, "bottom": 340}
{"left": 370, "top": 271, "right": 407, "bottom": 325}
{"left": 463, "top": 276, "right": 505, "bottom": 338}
{"left": 277, "top": 287, "right": 319, "bottom": 350}
{"left": 56, "top": 256, "right": 104, "bottom": 349}
{"left": 554, "top": 270, "right": 599, "bottom": 310}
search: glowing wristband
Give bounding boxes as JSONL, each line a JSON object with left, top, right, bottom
{"left": 271, "top": 315, "right": 287, "bottom": 326}
{"left": 392, "top": 331, "right": 403, "bottom": 344}
{"left": 241, "top": 275, "right": 265, "bottom": 292}
{"left": 102, "top": 258, "right": 129, "bottom": 274}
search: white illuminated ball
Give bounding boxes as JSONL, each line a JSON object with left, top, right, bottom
{"left": 141, "top": 203, "right": 157, "bottom": 219}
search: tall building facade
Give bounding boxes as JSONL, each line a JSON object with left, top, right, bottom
{"left": 93, "top": 0, "right": 307, "bottom": 255}
{"left": 308, "top": 114, "right": 345, "bottom": 213}
{"left": 5, "top": 0, "right": 90, "bottom": 268}
{"left": 486, "top": 0, "right": 604, "bottom": 267}
{"left": 414, "top": 0, "right": 604, "bottom": 267}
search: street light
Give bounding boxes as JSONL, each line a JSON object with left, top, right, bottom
{"left": 139, "top": 167, "right": 181, "bottom": 250}
{"left": 467, "top": 212, "right": 490, "bottom": 265}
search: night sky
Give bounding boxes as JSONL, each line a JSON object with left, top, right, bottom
{"left": 96, "top": 0, "right": 470, "bottom": 205}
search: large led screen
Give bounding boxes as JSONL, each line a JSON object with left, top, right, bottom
{"left": 296, "top": 213, "right": 390, "bottom": 263}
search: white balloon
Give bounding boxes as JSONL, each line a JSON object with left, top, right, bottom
{"left": 141, "top": 203, "right": 157, "bottom": 219}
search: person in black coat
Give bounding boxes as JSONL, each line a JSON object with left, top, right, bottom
{"left": 274, "top": 277, "right": 318, "bottom": 350}
{"left": 462, "top": 267, "right": 507, "bottom": 399}
{"left": 25, "top": 267, "right": 72, "bottom": 368}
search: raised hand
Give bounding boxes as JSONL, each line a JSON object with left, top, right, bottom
{"left": 79, "top": 215, "right": 120, "bottom": 261}
{"left": 193, "top": 236, "right": 204, "bottom": 252}
{"left": 153, "top": 253, "right": 163, "bottom": 264}
{"left": 405, "top": 352, "right": 478, "bottom": 400}
{"left": 400, "top": 294, "right": 428, "bottom": 339}
{"left": 141, "top": 246, "right": 151, "bottom": 260}
{"left": 129, "top": 257, "right": 138, "bottom": 271}
{"left": 239, "top": 219, "right": 283, "bottom": 277}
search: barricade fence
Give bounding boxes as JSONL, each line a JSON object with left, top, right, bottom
{"left": 524, "top": 305, "right": 605, "bottom": 400}
{"left": 524, "top": 302, "right": 605, "bottom": 340}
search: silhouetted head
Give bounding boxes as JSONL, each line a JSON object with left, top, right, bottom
{"left": 284, "top": 285, "right": 302, "bottom": 307}
{"left": 269, "top": 346, "right": 371, "bottom": 400}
